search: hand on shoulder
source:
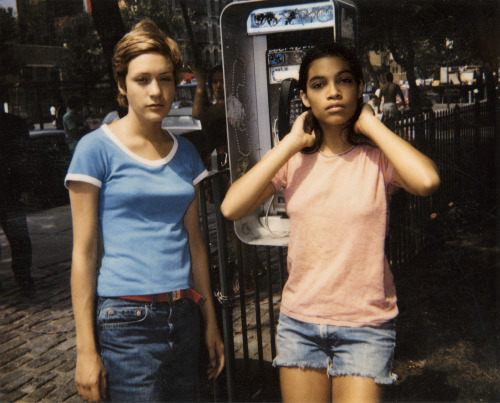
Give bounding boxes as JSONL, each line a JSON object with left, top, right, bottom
{"left": 353, "top": 104, "right": 380, "bottom": 139}
{"left": 284, "top": 110, "right": 316, "bottom": 151}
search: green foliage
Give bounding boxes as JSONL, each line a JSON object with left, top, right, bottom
{"left": 56, "top": 13, "right": 107, "bottom": 83}
{"left": 0, "top": 7, "right": 21, "bottom": 86}
{"left": 119, "top": 0, "right": 185, "bottom": 40}
{"left": 357, "top": 0, "right": 498, "bottom": 105}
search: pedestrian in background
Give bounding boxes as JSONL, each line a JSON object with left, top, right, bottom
{"left": 62, "top": 96, "right": 89, "bottom": 153}
{"left": 367, "top": 94, "right": 383, "bottom": 120}
{"left": 191, "top": 64, "right": 264, "bottom": 297}
{"left": 378, "top": 72, "right": 406, "bottom": 131}
{"left": 222, "top": 42, "right": 440, "bottom": 402}
{"left": 66, "top": 19, "right": 224, "bottom": 402}
{"left": 0, "top": 112, "right": 35, "bottom": 297}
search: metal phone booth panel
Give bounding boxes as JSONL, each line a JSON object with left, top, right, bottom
{"left": 221, "top": 0, "right": 357, "bottom": 246}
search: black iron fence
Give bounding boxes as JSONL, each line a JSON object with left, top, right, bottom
{"left": 198, "top": 100, "right": 497, "bottom": 402}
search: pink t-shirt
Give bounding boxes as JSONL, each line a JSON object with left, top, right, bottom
{"left": 271, "top": 144, "right": 400, "bottom": 327}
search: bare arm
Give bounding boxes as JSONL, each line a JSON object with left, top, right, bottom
{"left": 68, "top": 181, "right": 107, "bottom": 402}
{"left": 191, "top": 66, "right": 210, "bottom": 121}
{"left": 355, "top": 105, "right": 440, "bottom": 196}
{"left": 221, "top": 111, "right": 316, "bottom": 221}
{"left": 184, "top": 185, "right": 225, "bottom": 379}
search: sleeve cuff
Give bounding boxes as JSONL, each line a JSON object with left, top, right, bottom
{"left": 65, "top": 173, "right": 102, "bottom": 189}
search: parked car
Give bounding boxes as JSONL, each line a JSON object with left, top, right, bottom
{"left": 161, "top": 107, "right": 202, "bottom": 135}
{"left": 171, "top": 100, "right": 193, "bottom": 109}
{"left": 29, "top": 129, "right": 72, "bottom": 208}
{"left": 101, "top": 105, "right": 200, "bottom": 136}
{"left": 101, "top": 110, "right": 119, "bottom": 125}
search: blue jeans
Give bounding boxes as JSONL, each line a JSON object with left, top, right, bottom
{"left": 0, "top": 211, "right": 33, "bottom": 290}
{"left": 273, "top": 313, "right": 397, "bottom": 385}
{"left": 97, "top": 296, "right": 201, "bottom": 402}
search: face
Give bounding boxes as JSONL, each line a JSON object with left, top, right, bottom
{"left": 211, "top": 71, "right": 224, "bottom": 102}
{"left": 119, "top": 52, "right": 176, "bottom": 123}
{"left": 300, "top": 56, "right": 362, "bottom": 129}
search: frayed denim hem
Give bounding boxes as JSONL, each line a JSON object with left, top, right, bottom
{"left": 328, "top": 370, "right": 398, "bottom": 385}
{"left": 273, "top": 358, "right": 329, "bottom": 371}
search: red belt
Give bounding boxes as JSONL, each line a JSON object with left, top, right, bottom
{"left": 119, "top": 289, "right": 205, "bottom": 305}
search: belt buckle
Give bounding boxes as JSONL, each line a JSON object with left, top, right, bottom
{"left": 169, "top": 289, "right": 182, "bottom": 302}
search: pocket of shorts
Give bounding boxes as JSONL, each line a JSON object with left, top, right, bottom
{"left": 97, "top": 301, "right": 148, "bottom": 328}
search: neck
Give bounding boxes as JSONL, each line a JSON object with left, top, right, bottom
{"left": 121, "top": 113, "right": 165, "bottom": 141}
{"left": 319, "top": 124, "right": 352, "bottom": 156}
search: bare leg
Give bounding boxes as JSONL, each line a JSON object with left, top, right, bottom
{"left": 280, "top": 367, "right": 331, "bottom": 403}
{"left": 331, "top": 376, "right": 381, "bottom": 403}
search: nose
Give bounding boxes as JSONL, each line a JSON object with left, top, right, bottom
{"left": 327, "top": 81, "right": 340, "bottom": 99}
{"left": 149, "top": 80, "right": 161, "bottom": 97}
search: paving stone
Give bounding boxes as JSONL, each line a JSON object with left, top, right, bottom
{"left": 41, "top": 382, "right": 79, "bottom": 403}
{"left": 20, "top": 372, "right": 57, "bottom": 394}
{"left": 0, "top": 372, "right": 34, "bottom": 394}
{"left": 18, "top": 386, "right": 56, "bottom": 403}
{"left": 0, "top": 331, "right": 17, "bottom": 343}
{"left": 0, "top": 354, "right": 32, "bottom": 373}
{"left": 1, "top": 389, "right": 27, "bottom": 402}
{"left": 0, "top": 334, "right": 27, "bottom": 355}
{"left": 28, "top": 356, "right": 66, "bottom": 374}
{"left": 54, "top": 358, "right": 76, "bottom": 373}
{"left": 0, "top": 347, "right": 30, "bottom": 367}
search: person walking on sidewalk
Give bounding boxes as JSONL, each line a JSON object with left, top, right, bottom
{"left": 221, "top": 42, "right": 440, "bottom": 402}
{"left": 0, "top": 112, "right": 35, "bottom": 297}
{"left": 191, "top": 64, "right": 262, "bottom": 297}
{"left": 62, "top": 96, "right": 89, "bottom": 153}
{"left": 378, "top": 72, "right": 406, "bottom": 131}
{"left": 65, "top": 19, "right": 224, "bottom": 402}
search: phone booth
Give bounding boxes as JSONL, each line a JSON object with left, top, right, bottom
{"left": 221, "top": 0, "right": 357, "bottom": 246}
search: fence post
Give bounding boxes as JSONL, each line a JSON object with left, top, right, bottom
{"left": 210, "top": 150, "right": 235, "bottom": 402}
{"left": 453, "top": 105, "right": 462, "bottom": 197}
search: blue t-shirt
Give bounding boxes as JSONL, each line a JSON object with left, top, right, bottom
{"left": 65, "top": 125, "right": 208, "bottom": 297}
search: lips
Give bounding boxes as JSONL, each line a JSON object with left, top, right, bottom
{"left": 326, "top": 104, "right": 345, "bottom": 112}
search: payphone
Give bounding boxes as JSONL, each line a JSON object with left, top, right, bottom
{"left": 221, "top": 0, "right": 357, "bottom": 246}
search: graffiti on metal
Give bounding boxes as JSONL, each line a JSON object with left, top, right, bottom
{"left": 247, "top": 2, "right": 334, "bottom": 34}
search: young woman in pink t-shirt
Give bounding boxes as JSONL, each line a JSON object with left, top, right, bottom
{"left": 222, "top": 43, "right": 440, "bottom": 402}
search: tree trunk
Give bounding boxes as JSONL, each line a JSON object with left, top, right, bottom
{"left": 90, "top": 0, "right": 126, "bottom": 104}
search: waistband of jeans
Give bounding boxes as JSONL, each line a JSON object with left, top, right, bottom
{"left": 118, "top": 288, "right": 205, "bottom": 306}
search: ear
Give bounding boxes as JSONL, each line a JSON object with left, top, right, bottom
{"left": 300, "top": 90, "right": 311, "bottom": 108}
{"left": 118, "top": 82, "right": 127, "bottom": 96}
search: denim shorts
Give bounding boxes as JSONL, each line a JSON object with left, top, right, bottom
{"left": 273, "top": 313, "right": 397, "bottom": 385}
{"left": 96, "top": 296, "right": 201, "bottom": 402}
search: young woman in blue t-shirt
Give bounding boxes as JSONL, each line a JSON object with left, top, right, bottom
{"left": 66, "top": 19, "right": 224, "bottom": 402}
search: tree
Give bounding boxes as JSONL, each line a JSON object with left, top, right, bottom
{"left": 90, "top": 0, "right": 126, "bottom": 85}
{"left": 0, "top": 7, "right": 21, "bottom": 95}
{"left": 56, "top": 13, "right": 107, "bottom": 85}
{"left": 357, "top": 0, "right": 498, "bottom": 111}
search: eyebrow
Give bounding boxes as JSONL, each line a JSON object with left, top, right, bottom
{"left": 308, "top": 69, "right": 354, "bottom": 82}
{"left": 131, "top": 70, "right": 174, "bottom": 77}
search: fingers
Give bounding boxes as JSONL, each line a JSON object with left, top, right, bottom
{"left": 99, "top": 371, "right": 107, "bottom": 401}
{"left": 206, "top": 339, "right": 225, "bottom": 379}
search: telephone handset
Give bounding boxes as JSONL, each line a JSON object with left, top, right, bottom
{"left": 274, "top": 78, "right": 305, "bottom": 146}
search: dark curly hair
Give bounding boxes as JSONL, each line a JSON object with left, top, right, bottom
{"left": 298, "top": 42, "right": 365, "bottom": 154}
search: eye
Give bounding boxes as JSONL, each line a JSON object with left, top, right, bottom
{"left": 135, "top": 77, "right": 148, "bottom": 83}
{"left": 338, "top": 76, "right": 354, "bottom": 85}
{"left": 310, "top": 81, "right": 325, "bottom": 89}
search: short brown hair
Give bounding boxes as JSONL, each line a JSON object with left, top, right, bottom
{"left": 112, "top": 18, "right": 183, "bottom": 107}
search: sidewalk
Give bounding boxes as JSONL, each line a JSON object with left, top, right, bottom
{"left": 0, "top": 204, "right": 276, "bottom": 402}
{"left": 0, "top": 205, "right": 83, "bottom": 402}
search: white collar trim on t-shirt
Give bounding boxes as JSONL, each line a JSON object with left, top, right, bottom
{"left": 102, "top": 124, "right": 178, "bottom": 167}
